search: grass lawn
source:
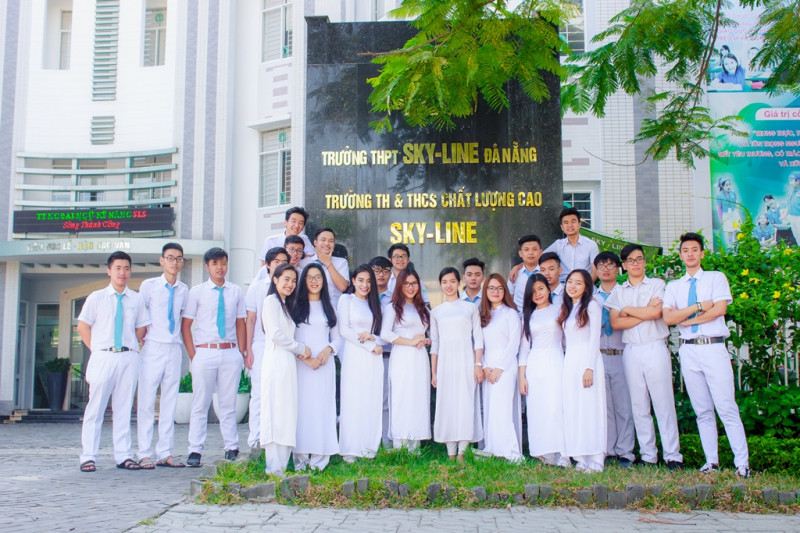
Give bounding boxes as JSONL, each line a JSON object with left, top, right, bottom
{"left": 202, "top": 443, "right": 800, "bottom": 513}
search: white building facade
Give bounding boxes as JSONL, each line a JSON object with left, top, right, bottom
{"left": 0, "top": 0, "right": 710, "bottom": 415}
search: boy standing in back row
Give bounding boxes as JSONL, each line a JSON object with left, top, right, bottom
{"left": 137, "top": 243, "right": 189, "bottom": 468}
{"left": 183, "top": 248, "right": 247, "bottom": 467}
{"left": 77, "top": 251, "right": 150, "bottom": 472}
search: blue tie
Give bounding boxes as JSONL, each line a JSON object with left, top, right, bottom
{"left": 114, "top": 293, "right": 124, "bottom": 350}
{"left": 214, "top": 286, "right": 226, "bottom": 339}
{"left": 600, "top": 291, "right": 613, "bottom": 337}
{"left": 166, "top": 283, "right": 176, "bottom": 334}
{"left": 687, "top": 277, "right": 699, "bottom": 333}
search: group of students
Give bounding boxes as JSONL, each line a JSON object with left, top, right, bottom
{"left": 77, "top": 206, "right": 750, "bottom": 480}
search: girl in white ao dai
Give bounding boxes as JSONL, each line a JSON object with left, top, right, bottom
{"left": 559, "top": 269, "right": 607, "bottom": 472}
{"left": 379, "top": 269, "right": 431, "bottom": 452}
{"left": 260, "top": 263, "right": 312, "bottom": 475}
{"left": 336, "top": 265, "right": 384, "bottom": 462}
{"left": 518, "top": 273, "right": 569, "bottom": 467}
{"left": 478, "top": 273, "right": 523, "bottom": 462}
{"left": 430, "top": 267, "right": 484, "bottom": 460}
{"left": 290, "top": 264, "right": 341, "bottom": 470}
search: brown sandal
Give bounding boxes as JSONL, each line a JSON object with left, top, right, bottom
{"left": 156, "top": 456, "right": 186, "bottom": 468}
{"left": 80, "top": 460, "right": 96, "bottom": 473}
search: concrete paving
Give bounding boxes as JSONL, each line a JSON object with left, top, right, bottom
{"left": 2, "top": 422, "right": 799, "bottom": 533}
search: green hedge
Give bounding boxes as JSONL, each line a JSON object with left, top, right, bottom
{"left": 679, "top": 434, "right": 800, "bottom": 472}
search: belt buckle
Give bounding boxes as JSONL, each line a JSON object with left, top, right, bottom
{"left": 696, "top": 337, "right": 710, "bottom": 345}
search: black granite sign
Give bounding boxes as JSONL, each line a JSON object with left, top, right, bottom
{"left": 304, "top": 18, "right": 563, "bottom": 299}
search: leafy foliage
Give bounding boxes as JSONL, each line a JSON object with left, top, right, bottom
{"left": 368, "top": 0, "right": 800, "bottom": 166}
{"left": 179, "top": 372, "right": 192, "bottom": 393}
{"left": 44, "top": 357, "right": 72, "bottom": 373}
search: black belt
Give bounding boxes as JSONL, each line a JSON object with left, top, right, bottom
{"left": 600, "top": 349, "right": 623, "bottom": 355}
{"left": 103, "top": 347, "right": 133, "bottom": 352}
{"left": 681, "top": 336, "right": 726, "bottom": 345}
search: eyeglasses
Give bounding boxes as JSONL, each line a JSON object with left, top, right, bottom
{"left": 486, "top": 286, "right": 504, "bottom": 293}
{"left": 306, "top": 275, "right": 323, "bottom": 282}
{"left": 286, "top": 248, "right": 304, "bottom": 255}
{"left": 372, "top": 267, "right": 391, "bottom": 275}
{"left": 624, "top": 257, "right": 646, "bottom": 265}
{"left": 391, "top": 254, "right": 409, "bottom": 260}
{"left": 403, "top": 282, "right": 419, "bottom": 288}
{"left": 596, "top": 263, "right": 617, "bottom": 271}
{"left": 163, "top": 256, "right": 185, "bottom": 264}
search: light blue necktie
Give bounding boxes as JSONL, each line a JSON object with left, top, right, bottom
{"left": 599, "top": 290, "right": 613, "bottom": 337}
{"left": 687, "top": 277, "right": 699, "bottom": 333}
{"left": 114, "top": 293, "right": 124, "bottom": 350}
{"left": 166, "top": 283, "right": 176, "bottom": 334}
{"left": 214, "top": 286, "right": 226, "bottom": 339}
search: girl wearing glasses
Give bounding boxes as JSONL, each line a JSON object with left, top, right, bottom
{"left": 290, "top": 263, "right": 341, "bottom": 470}
{"left": 430, "top": 267, "right": 484, "bottom": 461}
{"left": 477, "top": 273, "right": 523, "bottom": 462}
{"left": 559, "top": 269, "right": 607, "bottom": 472}
{"left": 379, "top": 268, "right": 431, "bottom": 452}
{"left": 337, "top": 264, "right": 384, "bottom": 462}
{"left": 518, "top": 273, "right": 569, "bottom": 467}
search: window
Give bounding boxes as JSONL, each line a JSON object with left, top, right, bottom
{"left": 143, "top": 5, "right": 167, "bottom": 67}
{"left": 59, "top": 10, "right": 72, "bottom": 69}
{"left": 130, "top": 155, "right": 171, "bottom": 203}
{"left": 563, "top": 192, "right": 592, "bottom": 228}
{"left": 560, "top": 1, "right": 585, "bottom": 54}
{"left": 51, "top": 159, "right": 72, "bottom": 203}
{"left": 259, "top": 130, "right": 291, "bottom": 207}
{"left": 77, "top": 160, "right": 106, "bottom": 203}
{"left": 262, "top": 0, "right": 292, "bottom": 62}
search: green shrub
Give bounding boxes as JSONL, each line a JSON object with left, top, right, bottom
{"left": 179, "top": 373, "right": 192, "bottom": 393}
{"left": 238, "top": 369, "right": 251, "bottom": 394}
{"left": 680, "top": 433, "right": 800, "bottom": 473}
{"left": 44, "top": 357, "right": 72, "bottom": 373}
{"left": 738, "top": 385, "right": 800, "bottom": 438}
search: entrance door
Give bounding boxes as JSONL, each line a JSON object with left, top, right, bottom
{"left": 70, "top": 297, "right": 90, "bottom": 410}
{"left": 33, "top": 304, "right": 59, "bottom": 409}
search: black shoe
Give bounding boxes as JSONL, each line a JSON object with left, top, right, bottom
{"left": 604, "top": 455, "right": 619, "bottom": 465}
{"left": 187, "top": 452, "right": 202, "bottom": 467}
{"left": 225, "top": 449, "right": 239, "bottom": 461}
{"left": 618, "top": 457, "right": 633, "bottom": 468}
{"left": 666, "top": 460, "right": 684, "bottom": 471}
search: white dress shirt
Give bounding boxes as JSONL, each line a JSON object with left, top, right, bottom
{"left": 508, "top": 264, "right": 539, "bottom": 312}
{"left": 244, "top": 277, "right": 271, "bottom": 344}
{"left": 544, "top": 235, "right": 599, "bottom": 282}
{"left": 663, "top": 268, "right": 733, "bottom": 339}
{"left": 183, "top": 279, "right": 246, "bottom": 344}
{"left": 604, "top": 276, "right": 670, "bottom": 345}
{"left": 139, "top": 274, "right": 189, "bottom": 344}
{"left": 78, "top": 284, "right": 150, "bottom": 351}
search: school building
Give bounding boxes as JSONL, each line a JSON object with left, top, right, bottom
{"left": 0, "top": 0, "right": 712, "bottom": 415}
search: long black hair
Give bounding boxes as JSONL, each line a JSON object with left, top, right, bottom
{"left": 347, "top": 264, "right": 382, "bottom": 335}
{"left": 266, "top": 263, "right": 297, "bottom": 317}
{"left": 558, "top": 269, "right": 593, "bottom": 329}
{"left": 291, "top": 263, "right": 336, "bottom": 328}
{"left": 522, "top": 273, "right": 551, "bottom": 341}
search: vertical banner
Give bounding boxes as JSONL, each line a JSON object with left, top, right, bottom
{"left": 707, "top": 6, "right": 800, "bottom": 250}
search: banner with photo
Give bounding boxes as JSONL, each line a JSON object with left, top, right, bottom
{"left": 707, "top": 6, "right": 800, "bottom": 251}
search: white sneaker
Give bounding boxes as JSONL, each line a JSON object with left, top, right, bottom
{"left": 699, "top": 462, "right": 720, "bottom": 473}
{"left": 575, "top": 462, "right": 588, "bottom": 472}
{"left": 736, "top": 465, "right": 751, "bottom": 478}
{"left": 557, "top": 456, "right": 572, "bottom": 469}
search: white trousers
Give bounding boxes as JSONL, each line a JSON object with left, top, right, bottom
{"left": 623, "top": 341, "right": 682, "bottom": 463}
{"left": 264, "top": 442, "right": 292, "bottom": 474}
{"left": 292, "top": 452, "right": 330, "bottom": 471}
{"left": 445, "top": 440, "right": 469, "bottom": 456}
{"left": 603, "top": 353, "right": 635, "bottom": 461}
{"left": 679, "top": 343, "right": 749, "bottom": 467}
{"left": 247, "top": 340, "right": 264, "bottom": 448}
{"left": 137, "top": 340, "right": 182, "bottom": 460}
{"left": 381, "top": 354, "right": 392, "bottom": 448}
{"left": 80, "top": 350, "right": 138, "bottom": 464}
{"left": 187, "top": 347, "right": 243, "bottom": 454}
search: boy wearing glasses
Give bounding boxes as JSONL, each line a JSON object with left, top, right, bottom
{"left": 593, "top": 252, "right": 635, "bottom": 468}
{"left": 604, "top": 244, "right": 683, "bottom": 469}
{"left": 136, "top": 243, "right": 189, "bottom": 468}
{"left": 284, "top": 235, "right": 306, "bottom": 268}
{"left": 386, "top": 244, "right": 429, "bottom": 303}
